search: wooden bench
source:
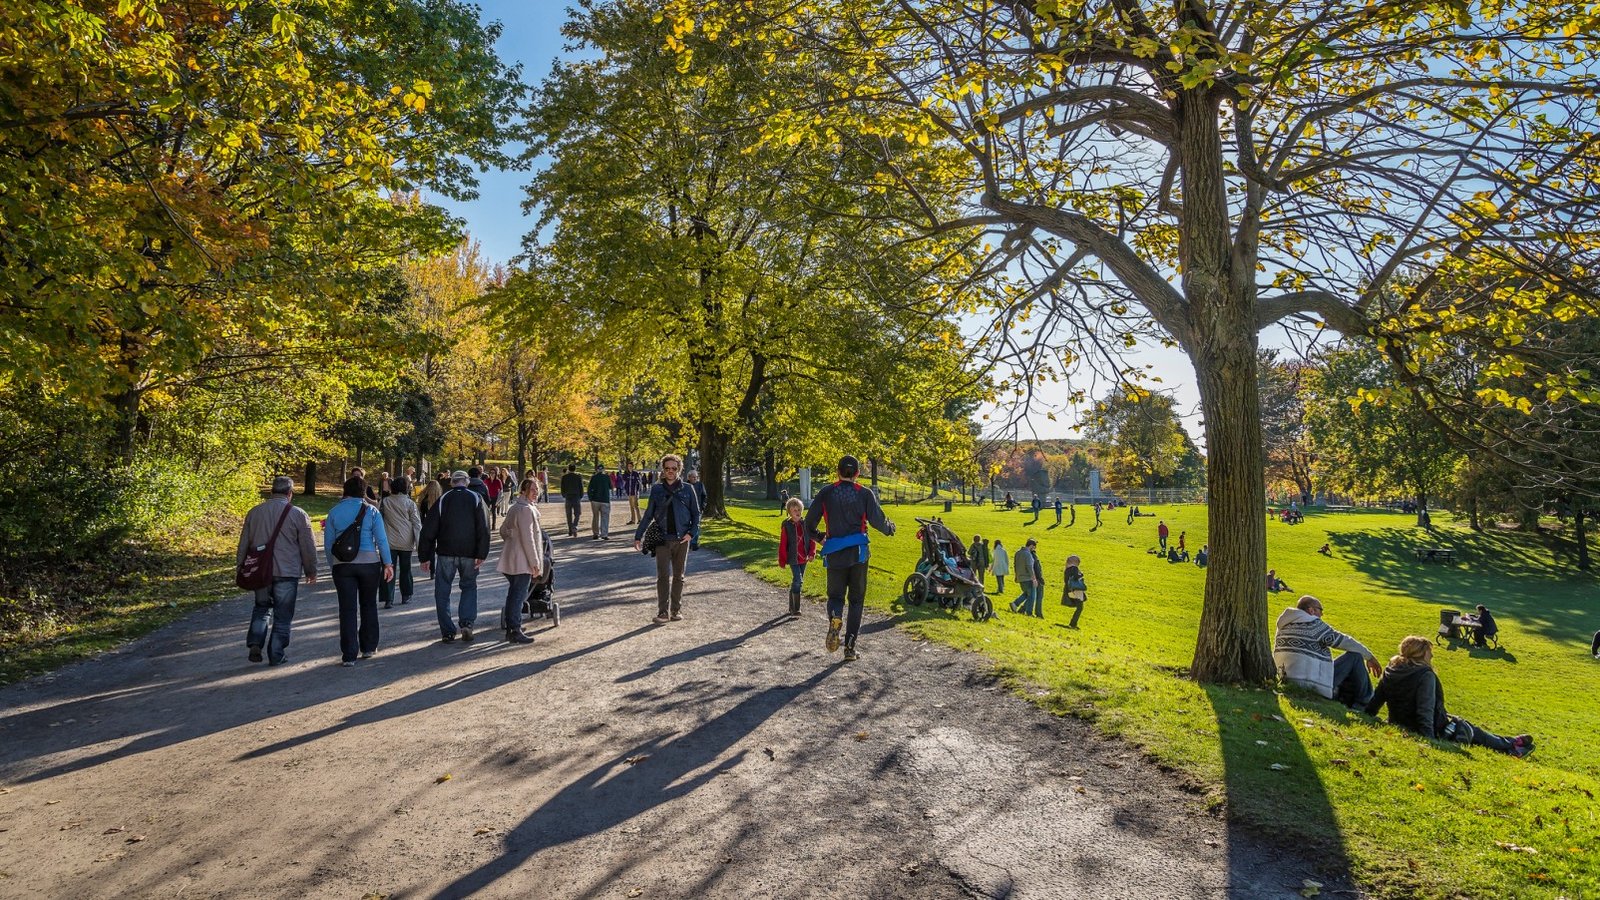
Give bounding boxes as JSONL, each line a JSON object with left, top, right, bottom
{"left": 1415, "top": 547, "right": 1456, "bottom": 563}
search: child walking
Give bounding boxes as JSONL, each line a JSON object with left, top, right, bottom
{"left": 777, "top": 497, "right": 814, "bottom": 618}
{"left": 1063, "top": 554, "right": 1088, "bottom": 628}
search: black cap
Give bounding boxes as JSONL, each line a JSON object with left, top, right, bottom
{"left": 838, "top": 455, "right": 860, "bottom": 477}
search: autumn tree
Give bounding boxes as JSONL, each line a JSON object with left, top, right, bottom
{"left": 663, "top": 0, "right": 1600, "bottom": 681}
{"left": 1085, "top": 389, "right": 1191, "bottom": 498}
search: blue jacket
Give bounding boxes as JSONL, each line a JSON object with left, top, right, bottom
{"left": 635, "top": 479, "right": 701, "bottom": 544}
{"left": 323, "top": 497, "right": 393, "bottom": 567}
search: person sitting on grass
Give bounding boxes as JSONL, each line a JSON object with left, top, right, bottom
{"left": 1194, "top": 545, "right": 1208, "bottom": 567}
{"left": 1365, "top": 636, "right": 1534, "bottom": 757}
{"left": 1266, "top": 568, "right": 1291, "bottom": 593}
{"left": 1273, "top": 595, "right": 1382, "bottom": 707}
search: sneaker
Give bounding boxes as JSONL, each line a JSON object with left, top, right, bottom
{"left": 248, "top": 646, "right": 263, "bottom": 663}
{"left": 653, "top": 614, "right": 671, "bottom": 624}
{"left": 360, "top": 651, "right": 374, "bottom": 659}
{"left": 382, "top": 601, "right": 392, "bottom": 609}
{"left": 399, "top": 597, "right": 410, "bottom": 605}
{"left": 268, "top": 657, "right": 286, "bottom": 666}
{"left": 441, "top": 633, "right": 457, "bottom": 643}
{"left": 507, "top": 630, "right": 534, "bottom": 645}
{"left": 670, "top": 612, "right": 683, "bottom": 621}
{"left": 826, "top": 617, "right": 843, "bottom": 653}
{"left": 460, "top": 625, "right": 474, "bottom": 642}
{"left": 843, "top": 643, "right": 859, "bottom": 662}
{"left": 1512, "top": 735, "right": 1535, "bottom": 758}
{"left": 341, "top": 660, "right": 356, "bottom": 667}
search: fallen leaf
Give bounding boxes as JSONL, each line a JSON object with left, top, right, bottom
{"left": 854, "top": 731, "right": 869, "bottom": 742}
{"left": 474, "top": 827, "right": 492, "bottom": 836}
{"left": 1494, "top": 841, "right": 1539, "bottom": 855}
{"left": 1301, "top": 878, "right": 1323, "bottom": 897}
{"left": 1269, "top": 763, "right": 1290, "bottom": 771}
{"left": 1204, "top": 839, "right": 1220, "bottom": 848}
{"left": 103, "top": 826, "right": 126, "bottom": 835}
{"left": 434, "top": 774, "right": 452, "bottom": 784}
{"left": 59, "top": 822, "right": 83, "bottom": 831}
{"left": 125, "top": 835, "right": 145, "bottom": 844}
{"left": 625, "top": 755, "right": 650, "bottom": 766}
{"left": 763, "top": 747, "right": 775, "bottom": 759}
{"left": 720, "top": 856, "right": 733, "bottom": 865}
{"left": 900, "top": 862, "right": 919, "bottom": 874}
{"left": 1074, "top": 785, "right": 1086, "bottom": 794}
{"left": 44, "top": 800, "right": 61, "bottom": 806}
{"left": 0, "top": 788, "right": 11, "bottom": 794}
{"left": 361, "top": 893, "right": 388, "bottom": 900}
{"left": 1254, "top": 740, "right": 1269, "bottom": 746}
{"left": 1329, "top": 758, "right": 1350, "bottom": 767}
{"left": 626, "top": 890, "right": 642, "bottom": 898}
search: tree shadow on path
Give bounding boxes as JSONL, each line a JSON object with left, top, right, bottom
{"left": 428, "top": 664, "right": 840, "bottom": 899}
{"left": 613, "top": 616, "right": 791, "bottom": 683}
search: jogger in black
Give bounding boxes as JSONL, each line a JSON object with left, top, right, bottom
{"left": 803, "top": 455, "right": 895, "bottom": 662}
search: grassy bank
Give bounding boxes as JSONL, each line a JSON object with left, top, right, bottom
{"left": 704, "top": 500, "right": 1600, "bottom": 898}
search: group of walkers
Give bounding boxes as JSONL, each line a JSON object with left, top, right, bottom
{"left": 950, "top": 534, "right": 1092, "bottom": 628}
{"left": 557, "top": 463, "right": 706, "bottom": 540}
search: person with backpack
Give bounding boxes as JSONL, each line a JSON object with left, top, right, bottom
{"left": 323, "top": 476, "right": 393, "bottom": 666}
{"left": 238, "top": 476, "right": 319, "bottom": 666}
{"left": 1365, "top": 636, "right": 1533, "bottom": 757}
{"left": 1062, "top": 554, "right": 1088, "bottom": 628}
{"left": 802, "top": 455, "right": 896, "bottom": 661}
{"left": 559, "top": 464, "right": 585, "bottom": 537}
{"left": 418, "top": 470, "right": 491, "bottom": 642}
{"left": 497, "top": 478, "right": 547, "bottom": 645}
{"left": 634, "top": 453, "right": 701, "bottom": 623}
{"left": 378, "top": 476, "right": 422, "bottom": 608}
{"left": 588, "top": 462, "right": 613, "bottom": 540}
{"left": 777, "top": 497, "right": 815, "bottom": 618}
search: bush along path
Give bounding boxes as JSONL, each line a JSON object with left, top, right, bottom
{"left": 0, "top": 502, "right": 1339, "bottom": 899}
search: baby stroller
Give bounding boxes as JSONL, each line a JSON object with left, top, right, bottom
{"left": 508, "top": 531, "right": 560, "bottom": 629}
{"left": 902, "top": 517, "right": 994, "bottom": 621}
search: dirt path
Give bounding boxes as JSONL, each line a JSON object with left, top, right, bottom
{"left": 0, "top": 503, "right": 1348, "bottom": 899}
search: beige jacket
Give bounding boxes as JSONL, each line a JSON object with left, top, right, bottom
{"left": 236, "top": 497, "right": 318, "bottom": 579}
{"left": 497, "top": 498, "right": 546, "bottom": 577}
{"left": 379, "top": 493, "right": 423, "bottom": 551}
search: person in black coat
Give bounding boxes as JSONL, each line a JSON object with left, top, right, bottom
{"left": 803, "top": 455, "right": 895, "bottom": 662}
{"left": 417, "top": 471, "right": 491, "bottom": 642}
{"left": 1471, "top": 604, "right": 1498, "bottom": 647}
{"left": 1365, "top": 636, "right": 1533, "bottom": 757}
{"left": 634, "top": 454, "right": 702, "bottom": 623}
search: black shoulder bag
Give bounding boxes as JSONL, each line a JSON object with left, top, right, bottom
{"left": 331, "top": 504, "right": 369, "bottom": 562}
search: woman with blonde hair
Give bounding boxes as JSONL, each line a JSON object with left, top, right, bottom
{"left": 1364, "top": 635, "right": 1534, "bottom": 757}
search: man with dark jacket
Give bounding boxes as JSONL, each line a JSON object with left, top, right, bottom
{"left": 804, "top": 455, "right": 896, "bottom": 662}
{"left": 238, "top": 476, "right": 319, "bottom": 665}
{"left": 418, "top": 471, "right": 491, "bottom": 642}
{"left": 587, "top": 463, "right": 613, "bottom": 540}
{"left": 466, "top": 466, "right": 490, "bottom": 505}
{"left": 559, "top": 465, "right": 585, "bottom": 537}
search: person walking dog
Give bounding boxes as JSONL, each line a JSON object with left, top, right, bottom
{"left": 634, "top": 454, "right": 702, "bottom": 623}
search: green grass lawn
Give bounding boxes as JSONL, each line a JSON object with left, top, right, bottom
{"left": 704, "top": 500, "right": 1600, "bottom": 899}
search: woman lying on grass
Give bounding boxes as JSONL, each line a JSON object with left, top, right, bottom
{"left": 1364, "top": 635, "right": 1534, "bottom": 758}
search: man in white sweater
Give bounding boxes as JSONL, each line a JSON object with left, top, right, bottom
{"left": 1273, "top": 595, "right": 1383, "bottom": 706}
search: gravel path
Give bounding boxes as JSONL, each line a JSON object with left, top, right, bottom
{"left": 0, "top": 502, "right": 1349, "bottom": 899}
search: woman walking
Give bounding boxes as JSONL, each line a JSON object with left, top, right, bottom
{"left": 1063, "top": 554, "right": 1088, "bottom": 628}
{"left": 633, "top": 453, "right": 701, "bottom": 624}
{"left": 484, "top": 467, "right": 504, "bottom": 529}
{"left": 379, "top": 477, "right": 422, "bottom": 608}
{"left": 324, "top": 477, "right": 393, "bottom": 666}
{"left": 991, "top": 539, "right": 1010, "bottom": 593}
{"left": 497, "top": 478, "right": 547, "bottom": 644}
{"left": 777, "top": 497, "right": 815, "bottom": 618}
{"left": 419, "top": 473, "right": 445, "bottom": 517}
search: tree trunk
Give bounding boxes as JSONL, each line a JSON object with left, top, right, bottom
{"left": 304, "top": 461, "right": 318, "bottom": 497}
{"left": 763, "top": 447, "right": 778, "bottom": 500}
{"left": 698, "top": 421, "right": 729, "bottom": 519}
{"left": 1416, "top": 492, "right": 1428, "bottom": 528}
{"left": 1575, "top": 507, "right": 1590, "bottom": 572}
{"left": 1469, "top": 495, "right": 1481, "bottom": 531}
{"left": 1180, "top": 85, "right": 1274, "bottom": 684}
{"left": 870, "top": 457, "right": 880, "bottom": 487}
{"left": 109, "top": 385, "right": 142, "bottom": 464}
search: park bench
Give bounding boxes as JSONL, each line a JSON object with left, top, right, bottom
{"left": 1415, "top": 547, "right": 1456, "bottom": 564}
{"left": 1325, "top": 505, "right": 1354, "bottom": 512}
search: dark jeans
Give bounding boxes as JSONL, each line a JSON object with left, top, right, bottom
{"left": 433, "top": 555, "right": 479, "bottom": 637}
{"left": 331, "top": 563, "right": 382, "bottom": 662}
{"left": 1592, "top": 630, "right": 1600, "bottom": 656}
{"left": 564, "top": 497, "right": 582, "bottom": 535}
{"left": 504, "top": 573, "right": 531, "bottom": 633}
{"left": 1332, "top": 652, "right": 1374, "bottom": 707}
{"left": 826, "top": 562, "right": 868, "bottom": 644}
{"left": 656, "top": 538, "right": 690, "bottom": 614}
{"left": 1458, "top": 719, "right": 1518, "bottom": 754}
{"left": 1068, "top": 596, "right": 1084, "bottom": 628}
{"left": 246, "top": 577, "right": 299, "bottom": 664}
{"left": 380, "top": 549, "right": 413, "bottom": 605}
{"left": 788, "top": 562, "right": 807, "bottom": 592}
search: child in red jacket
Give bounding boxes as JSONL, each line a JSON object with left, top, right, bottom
{"left": 777, "top": 497, "right": 815, "bottom": 618}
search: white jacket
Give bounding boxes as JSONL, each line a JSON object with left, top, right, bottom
{"left": 990, "top": 544, "right": 1010, "bottom": 577}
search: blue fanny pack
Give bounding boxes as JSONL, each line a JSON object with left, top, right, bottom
{"left": 820, "top": 532, "right": 869, "bottom": 568}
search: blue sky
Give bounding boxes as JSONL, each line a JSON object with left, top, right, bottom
{"left": 432, "top": 2, "right": 1205, "bottom": 442}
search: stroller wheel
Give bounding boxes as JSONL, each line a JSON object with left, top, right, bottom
{"left": 902, "top": 573, "right": 928, "bottom": 606}
{"left": 971, "top": 594, "right": 993, "bottom": 622}
{"left": 550, "top": 601, "right": 561, "bottom": 627}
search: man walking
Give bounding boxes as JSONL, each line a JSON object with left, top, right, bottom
{"left": 1054, "top": 496, "right": 1063, "bottom": 526}
{"left": 588, "top": 462, "right": 613, "bottom": 540}
{"left": 467, "top": 466, "right": 490, "bottom": 506}
{"left": 685, "top": 470, "right": 708, "bottom": 513}
{"left": 804, "top": 455, "right": 896, "bottom": 662}
{"left": 1093, "top": 501, "right": 1102, "bottom": 527}
{"left": 239, "top": 476, "right": 319, "bottom": 665}
{"left": 623, "top": 466, "right": 642, "bottom": 524}
{"left": 418, "top": 470, "right": 491, "bottom": 642}
{"left": 1008, "top": 537, "right": 1044, "bottom": 617}
{"left": 559, "top": 464, "right": 585, "bottom": 537}
{"left": 1273, "top": 595, "right": 1383, "bottom": 706}
{"left": 1158, "top": 519, "right": 1169, "bottom": 551}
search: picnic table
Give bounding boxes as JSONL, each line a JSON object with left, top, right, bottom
{"left": 1415, "top": 547, "right": 1456, "bottom": 563}
{"left": 1441, "top": 614, "right": 1481, "bottom": 642}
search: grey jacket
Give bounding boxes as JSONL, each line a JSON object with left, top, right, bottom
{"left": 379, "top": 493, "right": 423, "bottom": 551}
{"left": 236, "top": 497, "right": 318, "bottom": 580}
